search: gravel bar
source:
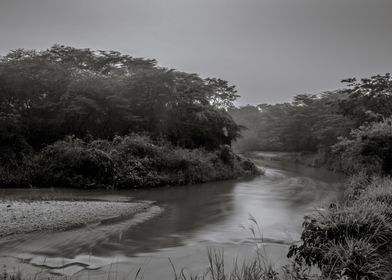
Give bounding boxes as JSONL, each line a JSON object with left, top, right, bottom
{"left": 0, "top": 200, "right": 152, "bottom": 238}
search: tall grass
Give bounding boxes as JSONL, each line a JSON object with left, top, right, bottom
{"left": 169, "top": 248, "right": 282, "bottom": 280}
{"left": 288, "top": 175, "right": 392, "bottom": 279}
{"left": 1, "top": 266, "right": 21, "bottom": 280}
{"left": 169, "top": 218, "right": 316, "bottom": 280}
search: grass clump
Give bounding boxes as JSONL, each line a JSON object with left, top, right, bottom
{"left": 1, "top": 266, "right": 21, "bottom": 280}
{"left": 322, "top": 238, "right": 386, "bottom": 280}
{"left": 170, "top": 248, "right": 283, "bottom": 280}
{"left": 288, "top": 175, "right": 392, "bottom": 280}
{"left": 169, "top": 218, "right": 317, "bottom": 280}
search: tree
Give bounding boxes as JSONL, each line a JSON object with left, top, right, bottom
{"left": 167, "top": 103, "right": 241, "bottom": 149}
{"left": 205, "top": 78, "right": 239, "bottom": 109}
{"left": 0, "top": 45, "right": 241, "bottom": 150}
{"left": 338, "top": 73, "right": 392, "bottom": 125}
{"left": 333, "top": 118, "right": 392, "bottom": 175}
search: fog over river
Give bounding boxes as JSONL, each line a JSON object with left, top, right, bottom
{"left": 0, "top": 152, "right": 344, "bottom": 279}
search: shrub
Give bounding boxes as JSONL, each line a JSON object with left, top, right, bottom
{"left": 110, "top": 136, "right": 260, "bottom": 188}
{"left": 358, "top": 177, "right": 392, "bottom": 221}
{"left": 332, "top": 118, "right": 392, "bottom": 175}
{"left": 361, "top": 177, "right": 392, "bottom": 205}
{"left": 343, "top": 171, "right": 372, "bottom": 199}
{"left": 322, "top": 238, "right": 385, "bottom": 280}
{"left": 32, "top": 136, "right": 116, "bottom": 188}
{"left": 22, "top": 134, "right": 260, "bottom": 189}
{"left": 0, "top": 113, "right": 32, "bottom": 166}
{"left": 288, "top": 202, "right": 392, "bottom": 268}
{"left": 289, "top": 175, "right": 392, "bottom": 279}
{"left": 0, "top": 163, "right": 33, "bottom": 188}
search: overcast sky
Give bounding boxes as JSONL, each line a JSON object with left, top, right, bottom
{"left": 0, "top": 0, "right": 391, "bottom": 105}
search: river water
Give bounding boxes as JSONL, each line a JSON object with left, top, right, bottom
{"left": 0, "top": 152, "right": 344, "bottom": 279}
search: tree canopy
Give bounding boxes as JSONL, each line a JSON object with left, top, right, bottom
{"left": 0, "top": 45, "right": 241, "bottom": 156}
{"left": 230, "top": 73, "right": 392, "bottom": 158}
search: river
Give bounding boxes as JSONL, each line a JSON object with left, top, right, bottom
{"left": 0, "top": 152, "right": 344, "bottom": 279}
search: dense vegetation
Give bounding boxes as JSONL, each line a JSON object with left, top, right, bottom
{"left": 2, "top": 44, "right": 392, "bottom": 278}
{"left": 0, "top": 45, "right": 259, "bottom": 188}
{"left": 231, "top": 73, "right": 392, "bottom": 279}
{"left": 230, "top": 74, "right": 392, "bottom": 157}
{"left": 288, "top": 174, "right": 392, "bottom": 279}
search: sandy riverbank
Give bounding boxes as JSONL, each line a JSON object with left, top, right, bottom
{"left": 0, "top": 199, "right": 153, "bottom": 238}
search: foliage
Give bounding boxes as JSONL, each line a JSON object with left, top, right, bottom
{"left": 342, "top": 171, "right": 371, "bottom": 199}
{"left": 168, "top": 218, "right": 318, "bottom": 280}
{"left": 3, "top": 46, "right": 392, "bottom": 279}
{"left": 322, "top": 238, "right": 385, "bottom": 280}
{"left": 167, "top": 104, "right": 240, "bottom": 149}
{"left": 288, "top": 175, "right": 392, "bottom": 279}
{"left": 0, "top": 45, "right": 241, "bottom": 151}
{"left": 1, "top": 265, "right": 21, "bottom": 280}
{"left": 32, "top": 136, "right": 116, "bottom": 188}
{"left": 229, "top": 92, "right": 353, "bottom": 153}
{"left": 0, "top": 45, "right": 254, "bottom": 188}
{"left": 5, "top": 135, "right": 260, "bottom": 189}
{"left": 332, "top": 118, "right": 392, "bottom": 175}
{"left": 0, "top": 113, "right": 31, "bottom": 165}
{"left": 228, "top": 105, "right": 263, "bottom": 152}
{"left": 230, "top": 73, "right": 392, "bottom": 163}
{"left": 338, "top": 73, "right": 392, "bottom": 125}
{"left": 205, "top": 78, "right": 239, "bottom": 109}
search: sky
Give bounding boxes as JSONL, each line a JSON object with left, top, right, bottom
{"left": 0, "top": 0, "right": 391, "bottom": 106}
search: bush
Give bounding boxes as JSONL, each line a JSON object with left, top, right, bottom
{"left": 109, "top": 136, "right": 260, "bottom": 188}
{"left": 322, "top": 238, "right": 385, "bottom": 280}
{"left": 2, "top": 134, "right": 260, "bottom": 189}
{"left": 289, "top": 175, "right": 392, "bottom": 279}
{"left": 332, "top": 118, "right": 392, "bottom": 175}
{"left": 32, "top": 136, "right": 116, "bottom": 188}
{"left": 361, "top": 177, "right": 392, "bottom": 205}
{"left": 343, "top": 171, "right": 372, "bottom": 199}
{"left": 358, "top": 177, "right": 392, "bottom": 221}
{"left": 0, "top": 113, "right": 32, "bottom": 167}
{"left": 0, "top": 163, "right": 33, "bottom": 188}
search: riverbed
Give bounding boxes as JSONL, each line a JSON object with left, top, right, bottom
{"left": 0, "top": 152, "right": 344, "bottom": 279}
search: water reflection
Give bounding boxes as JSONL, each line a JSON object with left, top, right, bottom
{"left": 0, "top": 179, "right": 238, "bottom": 258}
{"left": 0, "top": 153, "right": 344, "bottom": 277}
{"left": 93, "top": 181, "right": 238, "bottom": 256}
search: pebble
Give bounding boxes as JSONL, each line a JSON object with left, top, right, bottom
{"left": 0, "top": 200, "right": 151, "bottom": 238}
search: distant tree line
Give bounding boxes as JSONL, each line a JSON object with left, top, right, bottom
{"left": 230, "top": 73, "right": 392, "bottom": 175}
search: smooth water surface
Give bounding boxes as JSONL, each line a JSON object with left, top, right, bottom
{"left": 0, "top": 153, "right": 344, "bottom": 279}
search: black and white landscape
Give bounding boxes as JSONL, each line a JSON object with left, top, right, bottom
{"left": 0, "top": 1, "right": 392, "bottom": 279}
